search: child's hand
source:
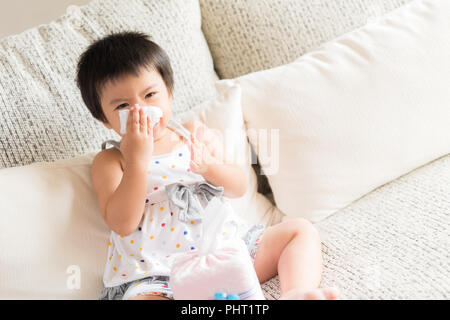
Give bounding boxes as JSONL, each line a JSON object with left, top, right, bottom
{"left": 120, "top": 104, "right": 154, "bottom": 169}
{"left": 188, "top": 125, "right": 219, "bottom": 175}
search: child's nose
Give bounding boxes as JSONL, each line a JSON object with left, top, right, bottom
{"left": 130, "top": 99, "right": 146, "bottom": 108}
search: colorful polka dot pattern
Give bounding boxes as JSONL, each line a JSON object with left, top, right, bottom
{"left": 105, "top": 142, "right": 208, "bottom": 284}
{"left": 144, "top": 144, "right": 205, "bottom": 196}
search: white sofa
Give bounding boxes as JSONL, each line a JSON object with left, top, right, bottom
{"left": 0, "top": 0, "right": 449, "bottom": 299}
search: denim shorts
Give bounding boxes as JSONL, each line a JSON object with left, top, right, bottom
{"left": 99, "top": 224, "right": 265, "bottom": 300}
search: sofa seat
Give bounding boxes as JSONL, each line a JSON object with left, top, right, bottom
{"left": 261, "top": 153, "right": 450, "bottom": 299}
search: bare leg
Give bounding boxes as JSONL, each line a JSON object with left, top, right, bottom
{"left": 253, "top": 218, "right": 338, "bottom": 300}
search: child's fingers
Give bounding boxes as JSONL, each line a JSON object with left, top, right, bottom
{"left": 147, "top": 115, "right": 153, "bottom": 137}
{"left": 195, "top": 125, "right": 205, "bottom": 142}
{"left": 192, "top": 138, "right": 203, "bottom": 161}
{"left": 189, "top": 137, "right": 195, "bottom": 161}
{"left": 139, "top": 107, "right": 146, "bottom": 133}
{"left": 190, "top": 140, "right": 202, "bottom": 168}
{"left": 195, "top": 124, "right": 214, "bottom": 145}
{"left": 127, "top": 104, "right": 139, "bottom": 134}
{"left": 190, "top": 159, "right": 199, "bottom": 173}
{"left": 202, "top": 127, "right": 216, "bottom": 146}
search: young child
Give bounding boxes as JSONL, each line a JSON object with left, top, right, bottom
{"left": 76, "top": 31, "right": 338, "bottom": 300}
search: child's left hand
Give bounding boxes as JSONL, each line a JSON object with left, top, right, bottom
{"left": 188, "top": 124, "right": 220, "bottom": 175}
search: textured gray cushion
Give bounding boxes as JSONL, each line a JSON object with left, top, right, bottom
{"left": 0, "top": 0, "right": 218, "bottom": 168}
{"left": 261, "top": 153, "right": 450, "bottom": 300}
{"left": 317, "top": 155, "right": 450, "bottom": 299}
{"left": 199, "top": 0, "right": 411, "bottom": 79}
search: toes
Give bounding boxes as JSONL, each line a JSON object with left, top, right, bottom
{"left": 304, "top": 288, "right": 339, "bottom": 300}
{"left": 304, "top": 289, "right": 325, "bottom": 300}
{"left": 279, "top": 287, "right": 340, "bottom": 300}
{"left": 322, "top": 287, "right": 339, "bottom": 300}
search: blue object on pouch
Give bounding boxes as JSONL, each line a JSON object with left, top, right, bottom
{"left": 213, "top": 291, "right": 241, "bottom": 300}
{"left": 214, "top": 292, "right": 227, "bottom": 300}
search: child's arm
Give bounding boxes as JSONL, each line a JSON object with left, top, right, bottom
{"left": 91, "top": 106, "right": 153, "bottom": 237}
{"left": 185, "top": 120, "right": 247, "bottom": 198}
{"left": 91, "top": 150, "right": 148, "bottom": 237}
{"left": 200, "top": 162, "right": 247, "bottom": 198}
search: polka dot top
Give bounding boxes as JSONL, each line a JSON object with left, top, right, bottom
{"left": 100, "top": 119, "right": 212, "bottom": 288}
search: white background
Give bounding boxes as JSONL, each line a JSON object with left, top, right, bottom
{"left": 0, "top": 0, "right": 91, "bottom": 38}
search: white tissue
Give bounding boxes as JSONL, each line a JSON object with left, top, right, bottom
{"left": 198, "top": 197, "right": 235, "bottom": 255}
{"left": 118, "top": 106, "right": 163, "bottom": 134}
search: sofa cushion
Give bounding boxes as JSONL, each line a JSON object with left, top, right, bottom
{"left": 199, "top": 0, "right": 411, "bottom": 79}
{"left": 233, "top": 0, "right": 450, "bottom": 222}
{"left": 318, "top": 153, "right": 450, "bottom": 299}
{"left": 0, "top": 0, "right": 218, "bottom": 169}
{"left": 0, "top": 152, "right": 103, "bottom": 299}
{"left": 262, "top": 153, "right": 450, "bottom": 299}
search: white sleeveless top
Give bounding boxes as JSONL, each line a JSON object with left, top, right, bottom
{"left": 101, "top": 119, "right": 249, "bottom": 288}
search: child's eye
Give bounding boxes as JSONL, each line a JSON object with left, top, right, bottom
{"left": 116, "top": 104, "right": 128, "bottom": 110}
{"left": 115, "top": 92, "right": 155, "bottom": 110}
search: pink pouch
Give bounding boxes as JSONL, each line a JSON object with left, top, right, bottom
{"left": 169, "top": 197, "right": 265, "bottom": 300}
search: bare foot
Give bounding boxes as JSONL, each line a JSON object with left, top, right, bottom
{"left": 279, "top": 287, "right": 339, "bottom": 300}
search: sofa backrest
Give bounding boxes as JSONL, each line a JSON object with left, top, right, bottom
{"left": 0, "top": 0, "right": 218, "bottom": 169}
{"left": 199, "top": 0, "right": 411, "bottom": 79}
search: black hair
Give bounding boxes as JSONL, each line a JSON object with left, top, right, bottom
{"left": 76, "top": 31, "right": 174, "bottom": 123}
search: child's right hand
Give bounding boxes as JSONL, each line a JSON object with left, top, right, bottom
{"left": 120, "top": 104, "right": 154, "bottom": 169}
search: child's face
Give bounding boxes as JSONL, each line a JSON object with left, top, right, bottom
{"left": 99, "top": 66, "right": 172, "bottom": 141}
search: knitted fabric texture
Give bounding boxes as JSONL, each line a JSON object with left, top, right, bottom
{"left": 261, "top": 153, "right": 450, "bottom": 300}
{"left": 0, "top": 0, "right": 218, "bottom": 169}
{"left": 199, "top": 0, "right": 411, "bottom": 79}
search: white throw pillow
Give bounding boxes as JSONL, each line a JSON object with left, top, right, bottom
{"left": 0, "top": 153, "right": 106, "bottom": 299}
{"left": 0, "top": 81, "right": 281, "bottom": 299}
{"left": 233, "top": 0, "right": 450, "bottom": 223}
